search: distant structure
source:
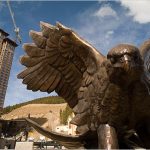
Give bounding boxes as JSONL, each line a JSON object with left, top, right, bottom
{"left": 55, "top": 113, "right": 77, "bottom": 135}
{"left": 0, "top": 29, "right": 17, "bottom": 109}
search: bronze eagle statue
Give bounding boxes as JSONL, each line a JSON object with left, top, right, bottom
{"left": 18, "top": 22, "right": 150, "bottom": 149}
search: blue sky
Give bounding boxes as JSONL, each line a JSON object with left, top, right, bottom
{"left": 0, "top": 0, "right": 150, "bottom": 106}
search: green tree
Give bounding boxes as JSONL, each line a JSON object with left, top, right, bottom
{"left": 59, "top": 105, "right": 73, "bottom": 125}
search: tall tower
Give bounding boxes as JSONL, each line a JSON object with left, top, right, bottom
{"left": 0, "top": 29, "right": 17, "bottom": 109}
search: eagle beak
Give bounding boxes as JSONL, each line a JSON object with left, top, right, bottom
{"left": 123, "top": 54, "right": 132, "bottom": 72}
{"left": 124, "top": 54, "right": 131, "bottom": 64}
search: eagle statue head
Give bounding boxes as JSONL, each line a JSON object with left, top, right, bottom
{"left": 107, "top": 44, "right": 143, "bottom": 83}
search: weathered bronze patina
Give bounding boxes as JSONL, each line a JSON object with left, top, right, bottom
{"left": 18, "top": 22, "right": 150, "bottom": 149}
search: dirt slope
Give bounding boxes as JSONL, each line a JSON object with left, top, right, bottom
{"left": 1, "top": 103, "right": 67, "bottom": 130}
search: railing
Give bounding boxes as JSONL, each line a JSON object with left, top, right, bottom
{"left": 33, "top": 141, "right": 62, "bottom": 149}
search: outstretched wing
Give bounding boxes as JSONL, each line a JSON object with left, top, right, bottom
{"left": 18, "top": 22, "right": 106, "bottom": 134}
{"left": 140, "top": 40, "right": 150, "bottom": 94}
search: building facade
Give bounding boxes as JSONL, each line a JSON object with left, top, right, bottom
{"left": 55, "top": 113, "right": 77, "bottom": 136}
{"left": 0, "top": 29, "right": 17, "bottom": 109}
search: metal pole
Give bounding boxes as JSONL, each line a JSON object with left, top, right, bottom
{"left": 6, "top": 0, "right": 21, "bottom": 43}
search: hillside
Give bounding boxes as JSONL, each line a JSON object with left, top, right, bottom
{"left": 1, "top": 96, "right": 73, "bottom": 140}
{"left": 2, "top": 96, "right": 65, "bottom": 115}
{"left": 2, "top": 103, "right": 66, "bottom": 120}
{"left": 1, "top": 96, "right": 72, "bottom": 126}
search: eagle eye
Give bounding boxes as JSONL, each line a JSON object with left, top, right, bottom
{"left": 119, "top": 57, "right": 124, "bottom": 63}
{"left": 110, "top": 57, "right": 116, "bottom": 64}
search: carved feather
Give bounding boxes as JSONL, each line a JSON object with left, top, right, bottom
{"left": 30, "top": 30, "right": 46, "bottom": 48}
{"left": 34, "top": 68, "right": 52, "bottom": 91}
{"left": 22, "top": 65, "right": 46, "bottom": 84}
{"left": 70, "top": 111, "right": 88, "bottom": 126}
{"left": 17, "top": 62, "right": 44, "bottom": 79}
{"left": 47, "top": 54, "right": 60, "bottom": 65}
{"left": 56, "top": 22, "right": 72, "bottom": 35}
{"left": 47, "top": 72, "right": 61, "bottom": 93}
{"left": 73, "top": 99, "right": 89, "bottom": 114}
{"left": 20, "top": 55, "right": 45, "bottom": 67}
{"left": 40, "top": 21, "right": 56, "bottom": 38}
{"left": 27, "top": 66, "right": 51, "bottom": 91}
{"left": 140, "top": 40, "right": 150, "bottom": 91}
{"left": 45, "top": 49, "right": 59, "bottom": 57}
{"left": 23, "top": 43, "right": 45, "bottom": 57}
{"left": 40, "top": 69, "right": 60, "bottom": 92}
{"left": 47, "top": 39, "right": 58, "bottom": 49}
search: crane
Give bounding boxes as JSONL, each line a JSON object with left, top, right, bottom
{"left": 6, "top": 0, "right": 22, "bottom": 44}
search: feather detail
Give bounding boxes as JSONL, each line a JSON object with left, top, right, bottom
{"left": 23, "top": 43, "right": 45, "bottom": 57}
{"left": 17, "top": 62, "right": 44, "bottom": 79}
{"left": 47, "top": 72, "right": 61, "bottom": 93}
{"left": 39, "top": 68, "right": 59, "bottom": 92}
{"left": 73, "top": 99, "right": 89, "bottom": 114}
{"left": 20, "top": 55, "right": 45, "bottom": 67}
{"left": 29, "top": 30, "right": 46, "bottom": 48}
{"left": 40, "top": 21, "right": 56, "bottom": 38}
{"left": 70, "top": 111, "right": 88, "bottom": 126}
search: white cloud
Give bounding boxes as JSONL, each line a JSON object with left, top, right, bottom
{"left": 120, "top": 0, "right": 150, "bottom": 24}
{"left": 94, "top": 5, "right": 117, "bottom": 18}
{"left": 74, "top": 2, "right": 148, "bottom": 55}
{"left": 75, "top": 4, "right": 126, "bottom": 53}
